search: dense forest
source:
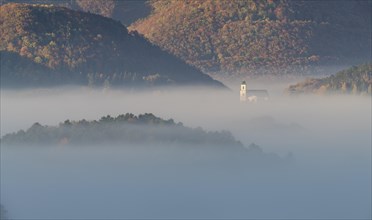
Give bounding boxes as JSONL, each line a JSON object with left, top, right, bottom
{"left": 130, "top": 0, "right": 371, "bottom": 76}
{"left": 0, "top": 0, "right": 151, "bottom": 26}
{"left": 286, "top": 63, "right": 372, "bottom": 95}
{"left": 1, "top": 113, "right": 244, "bottom": 148}
{"left": 1, "top": 1, "right": 370, "bottom": 82}
{"left": 0, "top": 3, "right": 224, "bottom": 88}
{"left": 2, "top": 113, "right": 285, "bottom": 164}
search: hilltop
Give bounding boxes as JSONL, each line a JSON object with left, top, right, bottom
{"left": 0, "top": 3, "right": 224, "bottom": 88}
{"left": 286, "top": 63, "right": 372, "bottom": 95}
{"left": 2, "top": 113, "right": 242, "bottom": 148}
{"left": 1, "top": 112, "right": 286, "bottom": 165}
{"left": 130, "top": 0, "right": 371, "bottom": 76}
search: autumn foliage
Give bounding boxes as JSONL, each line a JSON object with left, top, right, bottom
{"left": 0, "top": 3, "right": 223, "bottom": 87}
{"left": 130, "top": 0, "right": 371, "bottom": 76}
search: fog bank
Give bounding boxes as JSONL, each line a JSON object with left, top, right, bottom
{"left": 1, "top": 85, "right": 371, "bottom": 219}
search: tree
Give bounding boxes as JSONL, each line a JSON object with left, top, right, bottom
{"left": 76, "top": 0, "right": 115, "bottom": 17}
{"left": 87, "top": 73, "right": 95, "bottom": 87}
{"left": 352, "top": 83, "right": 358, "bottom": 95}
{"left": 341, "top": 82, "right": 347, "bottom": 93}
{"left": 103, "top": 78, "right": 111, "bottom": 90}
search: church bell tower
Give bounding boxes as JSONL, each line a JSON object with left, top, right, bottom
{"left": 240, "top": 81, "right": 247, "bottom": 102}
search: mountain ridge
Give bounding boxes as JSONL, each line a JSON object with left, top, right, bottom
{"left": 130, "top": 0, "right": 371, "bottom": 76}
{"left": 0, "top": 3, "right": 225, "bottom": 88}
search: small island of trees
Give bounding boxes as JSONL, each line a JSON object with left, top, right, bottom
{"left": 1, "top": 113, "right": 243, "bottom": 148}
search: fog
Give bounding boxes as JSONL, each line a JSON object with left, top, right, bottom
{"left": 1, "top": 80, "right": 371, "bottom": 219}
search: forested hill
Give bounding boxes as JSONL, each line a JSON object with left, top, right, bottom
{"left": 130, "top": 0, "right": 371, "bottom": 76}
{"left": 1, "top": 113, "right": 243, "bottom": 148}
{"left": 0, "top": 3, "right": 224, "bottom": 88}
{"left": 0, "top": 0, "right": 151, "bottom": 26}
{"left": 2, "top": 113, "right": 285, "bottom": 164}
{"left": 287, "top": 63, "right": 372, "bottom": 95}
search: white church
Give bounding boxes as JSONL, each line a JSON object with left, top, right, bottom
{"left": 240, "top": 81, "right": 269, "bottom": 102}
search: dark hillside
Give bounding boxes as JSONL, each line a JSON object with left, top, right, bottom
{"left": 1, "top": 113, "right": 243, "bottom": 148}
{"left": 1, "top": 0, "right": 151, "bottom": 26}
{"left": 0, "top": 3, "right": 224, "bottom": 88}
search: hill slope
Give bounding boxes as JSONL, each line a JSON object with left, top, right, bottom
{"left": 130, "top": 0, "right": 371, "bottom": 76}
{"left": 1, "top": 0, "right": 151, "bottom": 26}
{"left": 287, "top": 63, "right": 372, "bottom": 95}
{"left": 1, "top": 113, "right": 285, "bottom": 168}
{"left": 0, "top": 3, "right": 224, "bottom": 88}
{"left": 1, "top": 113, "right": 243, "bottom": 148}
